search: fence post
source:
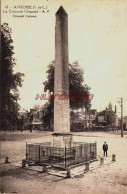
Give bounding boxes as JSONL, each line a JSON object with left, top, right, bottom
{"left": 85, "top": 162, "right": 89, "bottom": 172}
{"left": 112, "top": 154, "right": 116, "bottom": 162}
{"left": 5, "top": 156, "right": 9, "bottom": 164}
{"left": 86, "top": 144, "right": 88, "bottom": 162}
{"left": 65, "top": 146, "right": 66, "bottom": 168}
{"left": 100, "top": 157, "right": 104, "bottom": 165}
{"left": 42, "top": 164, "right": 47, "bottom": 173}
{"left": 66, "top": 168, "right": 71, "bottom": 178}
{"left": 90, "top": 144, "right": 92, "bottom": 159}
{"left": 26, "top": 142, "right": 28, "bottom": 160}
{"left": 39, "top": 145, "right": 40, "bottom": 163}
{"left": 22, "top": 159, "right": 26, "bottom": 168}
{"left": 95, "top": 141, "right": 97, "bottom": 159}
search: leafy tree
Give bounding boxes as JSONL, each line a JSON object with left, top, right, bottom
{"left": 43, "top": 61, "right": 92, "bottom": 128}
{"left": 1, "top": 23, "right": 24, "bottom": 130}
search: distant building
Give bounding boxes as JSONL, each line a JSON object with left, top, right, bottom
{"left": 71, "top": 109, "right": 97, "bottom": 131}
{"left": 95, "top": 103, "right": 118, "bottom": 127}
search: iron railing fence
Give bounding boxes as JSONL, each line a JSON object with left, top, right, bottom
{"left": 26, "top": 142, "right": 97, "bottom": 168}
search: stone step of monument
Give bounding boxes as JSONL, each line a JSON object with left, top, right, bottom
{"left": 70, "top": 170, "right": 86, "bottom": 177}
{"left": 47, "top": 157, "right": 114, "bottom": 178}
{"left": 25, "top": 164, "right": 51, "bottom": 172}
{"left": 71, "top": 165, "right": 85, "bottom": 174}
{"left": 48, "top": 169, "right": 67, "bottom": 177}
{"left": 89, "top": 157, "right": 112, "bottom": 170}
{"left": 48, "top": 168, "right": 86, "bottom": 178}
{"left": 26, "top": 165, "right": 43, "bottom": 172}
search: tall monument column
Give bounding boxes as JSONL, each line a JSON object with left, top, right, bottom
{"left": 54, "top": 6, "right": 70, "bottom": 133}
{"left": 52, "top": 6, "right": 72, "bottom": 148}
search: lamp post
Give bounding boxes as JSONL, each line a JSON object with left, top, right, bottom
{"left": 117, "top": 98, "right": 123, "bottom": 137}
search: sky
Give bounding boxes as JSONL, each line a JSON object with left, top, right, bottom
{"left": 1, "top": 0, "right": 127, "bottom": 116}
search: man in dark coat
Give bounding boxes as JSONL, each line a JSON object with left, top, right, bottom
{"left": 103, "top": 142, "right": 108, "bottom": 157}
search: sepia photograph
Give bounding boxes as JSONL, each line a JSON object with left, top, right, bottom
{"left": 1, "top": 0, "right": 127, "bottom": 193}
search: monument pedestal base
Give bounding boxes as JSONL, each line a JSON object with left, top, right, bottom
{"left": 52, "top": 133, "right": 73, "bottom": 148}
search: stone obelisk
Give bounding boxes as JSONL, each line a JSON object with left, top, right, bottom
{"left": 52, "top": 6, "right": 72, "bottom": 148}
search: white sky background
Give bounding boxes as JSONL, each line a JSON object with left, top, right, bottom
{"left": 1, "top": 0, "right": 127, "bottom": 116}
